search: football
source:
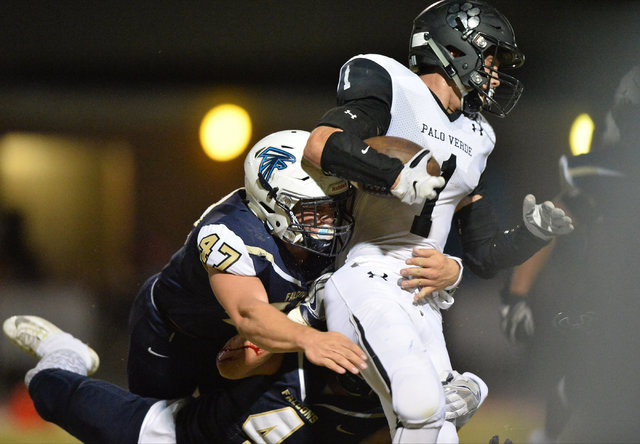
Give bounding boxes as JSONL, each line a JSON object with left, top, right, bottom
{"left": 216, "top": 334, "right": 282, "bottom": 380}
{"left": 364, "top": 136, "right": 441, "bottom": 176}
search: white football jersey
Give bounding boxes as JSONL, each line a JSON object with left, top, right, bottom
{"left": 341, "top": 54, "right": 496, "bottom": 262}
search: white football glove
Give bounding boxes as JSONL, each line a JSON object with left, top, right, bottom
{"left": 391, "top": 149, "right": 445, "bottom": 205}
{"left": 522, "top": 194, "right": 574, "bottom": 240}
{"left": 441, "top": 370, "right": 488, "bottom": 429}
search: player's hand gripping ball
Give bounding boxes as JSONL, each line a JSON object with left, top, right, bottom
{"left": 365, "top": 135, "right": 441, "bottom": 175}
{"left": 363, "top": 136, "right": 442, "bottom": 202}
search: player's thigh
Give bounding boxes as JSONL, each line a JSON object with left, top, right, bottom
{"left": 334, "top": 261, "right": 452, "bottom": 376}
{"left": 127, "top": 285, "right": 199, "bottom": 398}
{"left": 328, "top": 261, "right": 447, "bottom": 415}
{"left": 324, "top": 259, "right": 403, "bottom": 339}
{"left": 327, "top": 264, "right": 436, "bottom": 382}
{"left": 324, "top": 277, "right": 358, "bottom": 343}
{"left": 413, "top": 302, "right": 452, "bottom": 375}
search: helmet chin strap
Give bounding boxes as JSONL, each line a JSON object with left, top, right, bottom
{"left": 411, "top": 32, "right": 468, "bottom": 101}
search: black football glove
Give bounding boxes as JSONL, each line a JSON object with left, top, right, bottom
{"left": 499, "top": 287, "right": 534, "bottom": 344}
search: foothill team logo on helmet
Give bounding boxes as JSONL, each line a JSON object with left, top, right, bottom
{"left": 446, "top": 2, "right": 481, "bottom": 31}
{"left": 258, "top": 147, "right": 296, "bottom": 182}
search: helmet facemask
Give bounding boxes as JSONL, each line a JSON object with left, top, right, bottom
{"left": 284, "top": 191, "right": 354, "bottom": 257}
{"left": 462, "top": 39, "right": 524, "bottom": 117}
{"left": 409, "top": 0, "right": 525, "bottom": 118}
{"left": 259, "top": 172, "right": 354, "bottom": 257}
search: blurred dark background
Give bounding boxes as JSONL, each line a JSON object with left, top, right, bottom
{"left": 0, "top": 1, "right": 638, "bottom": 441}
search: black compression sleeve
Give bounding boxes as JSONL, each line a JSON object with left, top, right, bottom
{"left": 320, "top": 130, "right": 403, "bottom": 194}
{"left": 454, "top": 196, "right": 550, "bottom": 279}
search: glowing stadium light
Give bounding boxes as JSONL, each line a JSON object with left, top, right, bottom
{"left": 199, "top": 104, "right": 252, "bottom": 162}
{"left": 569, "top": 113, "right": 594, "bottom": 156}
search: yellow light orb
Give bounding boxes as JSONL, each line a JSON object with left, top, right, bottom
{"left": 569, "top": 113, "right": 594, "bottom": 156}
{"left": 199, "top": 104, "right": 252, "bottom": 162}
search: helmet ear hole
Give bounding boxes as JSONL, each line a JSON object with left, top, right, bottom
{"left": 446, "top": 45, "right": 465, "bottom": 58}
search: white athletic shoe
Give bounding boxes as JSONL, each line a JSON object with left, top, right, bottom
{"left": 3, "top": 315, "right": 100, "bottom": 375}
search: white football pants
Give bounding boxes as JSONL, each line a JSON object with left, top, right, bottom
{"left": 325, "top": 256, "right": 453, "bottom": 444}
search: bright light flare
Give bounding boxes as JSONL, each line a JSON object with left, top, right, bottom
{"left": 199, "top": 104, "right": 252, "bottom": 162}
{"left": 569, "top": 113, "right": 594, "bottom": 156}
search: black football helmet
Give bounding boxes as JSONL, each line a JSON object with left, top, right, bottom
{"left": 409, "top": 0, "right": 524, "bottom": 117}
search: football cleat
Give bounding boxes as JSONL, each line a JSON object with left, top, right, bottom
{"left": 3, "top": 315, "right": 100, "bottom": 375}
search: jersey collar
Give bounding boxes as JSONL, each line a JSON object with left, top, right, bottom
{"left": 429, "top": 89, "right": 462, "bottom": 122}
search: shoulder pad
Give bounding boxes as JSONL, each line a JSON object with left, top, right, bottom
{"left": 196, "top": 223, "right": 256, "bottom": 275}
{"left": 338, "top": 56, "right": 392, "bottom": 108}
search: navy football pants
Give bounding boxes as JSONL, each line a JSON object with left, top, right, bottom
{"left": 29, "top": 368, "right": 157, "bottom": 444}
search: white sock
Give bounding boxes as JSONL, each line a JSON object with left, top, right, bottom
{"left": 24, "top": 333, "right": 92, "bottom": 387}
{"left": 36, "top": 332, "right": 92, "bottom": 369}
{"left": 25, "top": 349, "right": 89, "bottom": 387}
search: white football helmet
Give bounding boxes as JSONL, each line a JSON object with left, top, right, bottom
{"left": 244, "top": 130, "right": 354, "bottom": 257}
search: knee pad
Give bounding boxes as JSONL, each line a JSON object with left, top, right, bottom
{"left": 392, "top": 360, "right": 445, "bottom": 428}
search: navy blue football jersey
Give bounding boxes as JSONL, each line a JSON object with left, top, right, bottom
{"left": 175, "top": 353, "right": 387, "bottom": 444}
{"left": 153, "top": 189, "right": 330, "bottom": 340}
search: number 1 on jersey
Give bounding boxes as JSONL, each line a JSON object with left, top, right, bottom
{"left": 342, "top": 64, "right": 351, "bottom": 90}
{"left": 410, "top": 154, "right": 457, "bottom": 238}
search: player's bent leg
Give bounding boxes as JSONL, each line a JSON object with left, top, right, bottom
{"left": 390, "top": 356, "right": 445, "bottom": 444}
{"left": 3, "top": 315, "right": 99, "bottom": 378}
{"left": 127, "top": 277, "right": 199, "bottom": 399}
{"left": 392, "top": 356, "right": 445, "bottom": 427}
{"left": 29, "top": 368, "right": 158, "bottom": 444}
{"left": 325, "top": 272, "right": 446, "bottom": 443}
{"left": 3, "top": 315, "right": 161, "bottom": 444}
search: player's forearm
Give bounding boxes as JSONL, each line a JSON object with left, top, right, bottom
{"left": 233, "top": 300, "right": 317, "bottom": 353}
{"left": 454, "top": 196, "right": 548, "bottom": 279}
{"left": 509, "top": 239, "right": 556, "bottom": 295}
{"left": 464, "top": 225, "right": 548, "bottom": 279}
{"left": 305, "top": 126, "right": 404, "bottom": 195}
